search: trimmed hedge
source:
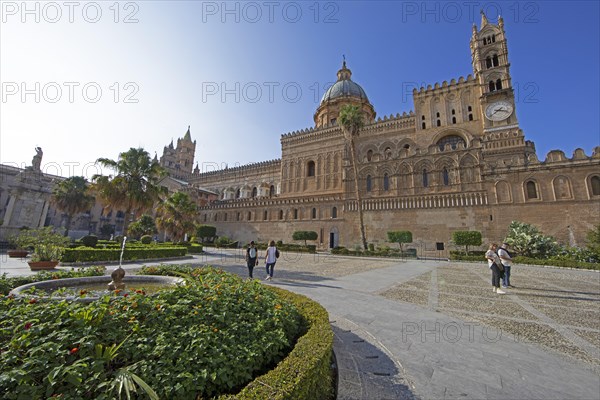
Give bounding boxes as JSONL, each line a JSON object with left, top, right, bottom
{"left": 448, "top": 252, "right": 599, "bottom": 269}
{"left": 62, "top": 247, "right": 187, "bottom": 263}
{"left": 187, "top": 243, "right": 204, "bottom": 253}
{"left": 220, "top": 286, "right": 333, "bottom": 399}
{"left": 139, "top": 265, "right": 335, "bottom": 399}
{"left": 331, "top": 246, "right": 417, "bottom": 258}
{"left": 253, "top": 243, "right": 316, "bottom": 254}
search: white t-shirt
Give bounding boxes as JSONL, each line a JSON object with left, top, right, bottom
{"left": 266, "top": 246, "right": 277, "bottom": 263}
{"left": 497, "top": 247, "right": 512, "bottom": 266}
{"left": 485, "top": 249, "right": 500, "bottom": 268}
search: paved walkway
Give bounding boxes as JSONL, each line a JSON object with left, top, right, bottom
{"left": 2, "top": 250, "right": 599, "bottom": 399}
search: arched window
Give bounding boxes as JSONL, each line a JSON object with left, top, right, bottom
{"left": 422, "top": 122, "right": 426, "bottom": 129}
{"left": 437, "top": 135, "right": 466, "bottom": 151}
{"left": 224, "top": 213, "right": 227, "bottom": 222}
{"left": 423, "top": 169, "right": 429, "bottom": 187}
{"left": 443, "top": 167, "right": 449, "bottom": 186}
{"left": 237, "top": 212, "right": 240, "bottom": 221}
{"left": 486, "top": 56, "right": 492, "bottom": 69}
{"left": 489, "top": 81, "right": 496, "bottom": 92}
{"left": 492, "top": 54, "right": 499, "bottom": 67}
{"left": 269, "top": 185, "right": 275, "bottom": 197}
{"left": 204, "top": 214, "right": 207, "bottom": 222}
{"left": 312, "top": 208, "right": 317, "bottom": 219}
{"left": 247, "top": 211, "right": 252, "bottom": 220}
{"left": 421, "top": 115, "right": 426, "bottom": 129}
{"left": 252, "top": 187, "right": 257, "bottom": 198}
{"left": 263, "top": 210, "right": 268, "bottom": 221}
{"left": 436, "top": 119, "right": 441, "bottom": 127}
{"left": 367, "top": 150, "right": 373, "bottom": 162}
{"left": 235, "top": 188, "right": 240, "bottom": 199}
{"left": 496, "top": 79, "right": 503, "bottom": 90}
{"left": 452, "top": 117, "right": 456, "bottom": 124}
{"left": 366, "top": 175, "right": 372, "bottom": 192}
{"left": 383, "top": 173, "right": 390, "bottom": 191}
{"left": 279, "top": 210, "right": 284, "bottom": 220}
{"left": 332, "top": 207, "right": 338, "bottom": 219}
{"left": 526, "top": 181, "right": 538, "bottom": 199}
{"left": 384, "top": 147, "right": 392, "bottom": 159}
{"left": 307, "top": 161, "right": 315, "bottom": 177}
{"left": 591, "top": 176, "right": 600, "bottom": 196}
{"left": 293, "top": 209, "right": 298, "bottom": 219}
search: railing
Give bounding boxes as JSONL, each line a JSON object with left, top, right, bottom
{"left": 346, "top": 191, "right": 488, "bottom": 211}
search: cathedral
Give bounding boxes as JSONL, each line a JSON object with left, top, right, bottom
{"left": 1, "top": 13, "right": 598, "bottom": 252}
{"left": 174, "top": 13, "right": 600, "bottom": 250}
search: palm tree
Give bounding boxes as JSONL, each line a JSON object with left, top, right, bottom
{"left": 51, "top": 176, "right": 95, "bottom": 237}
{"left": 93, "top": 148, "right": 166, "bottom": 235}
{"left": 156, "top": 191, "right": 198, "bottom": 242}
{"left": 339, "top": 104, "right": 368, "bottom": 250}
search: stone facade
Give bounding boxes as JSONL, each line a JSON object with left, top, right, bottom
{"left": 1, "top": 14, "right": 598, "bottom": 250}
{"left": 186, "top": 14, "right": 600, "bottom": 250}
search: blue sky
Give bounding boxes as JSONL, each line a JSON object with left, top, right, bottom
{"left": 1, "top": 1, "right": 598, "bottom": 178}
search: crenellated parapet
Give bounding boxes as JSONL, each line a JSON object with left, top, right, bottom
{"left": 413, "top": 75, "right": 477, "bottom": 97}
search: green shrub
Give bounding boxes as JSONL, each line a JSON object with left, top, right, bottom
{"left": 292, "top": 231, "right": 318, "bottom": 246}
{"left": 62, "top": 247, "right": 187, "bottom": 263}
{"left": 223, "top": 287, "right": 333, "bottom": 399}
{"left": 80, "top": 234, "right": 98, "bottom": 248}
{"left": 188, "top": 243, "right": 204, "bottom": 253}
{"left": 140, "top": 235, "right": 153, "bottom": 244}
{"left": 0, "top": 267, "right": 305, "bottom": 399}
{"left": 368, "top": 243, "right": 375, "bottom": 252}
{"left": 452, "top": 231, "right": 482, "bottom": 255}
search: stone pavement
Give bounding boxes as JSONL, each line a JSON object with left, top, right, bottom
{"left": 2, "top": 250, "right": 599, "bottom": 399}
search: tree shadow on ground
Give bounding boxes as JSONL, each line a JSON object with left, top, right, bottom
{"left": 332, "top": 324, "right": 419, "bottom": 400}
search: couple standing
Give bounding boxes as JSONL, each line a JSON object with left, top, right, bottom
{"left": 245, "top": 240, "right": 279, "bottom": 280}
{"left": 485, "top": 242, "right": 513, "bottom": 294}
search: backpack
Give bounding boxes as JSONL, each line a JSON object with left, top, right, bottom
{"left": 275, "top": 248, "right": 280, "bottom": 259}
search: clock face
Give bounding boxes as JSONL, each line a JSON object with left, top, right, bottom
{"left": 485, "top": 101, "right": 514, "bottom": 121}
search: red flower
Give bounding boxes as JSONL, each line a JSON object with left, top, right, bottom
{"left": 24, "top": 322, "right": 32, "bottom": 330}
{"left": 28, "top": 298, "right": 37, "bottom": 304}
{"left": 123, "top": 293, "right": 129, "bottom": 298}
{"left": 70, "top": 347, "right": 78, "bottom": 354}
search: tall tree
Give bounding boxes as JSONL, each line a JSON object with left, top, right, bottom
{"left": 156, "top": 191, "right": 198, "bottom": 242}
{"left": 51, "top": 176, "right": 95, "bottom": 237}
{"left": 93, "top": 148, "right": 166, "bottom": 235}
{"left": 339, "top": 104, "right": 368, "bottom": 250}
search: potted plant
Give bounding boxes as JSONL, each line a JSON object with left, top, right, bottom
{"left": 25, "top": 227, "right": 70, "bottom": 270}
{"left": 7, "top": 229, "right": 34, "bottom": 258}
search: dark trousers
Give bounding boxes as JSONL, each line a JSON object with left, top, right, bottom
{"left": 246, "top": 257, "right": 257, "bottom": 278}
{"left": 266, "top": 262, "right": 276, "bottom": 277}
{"left": 490, "top": 263, "right": 502, "bottom": 288}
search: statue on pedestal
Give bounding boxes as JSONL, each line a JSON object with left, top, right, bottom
{"left": 32, "top": 147, "right": 43, "bottom": 171}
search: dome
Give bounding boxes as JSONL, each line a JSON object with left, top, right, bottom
{"left": 321, "top": 80, "right": 369, "bottom": 103}
{"left": 320, "top": 61, "right": 369, "bottom": 104}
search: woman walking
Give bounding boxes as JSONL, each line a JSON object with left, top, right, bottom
{"left": 486, "top": 243, "right": 505, "bottom": 294}
{"left": 264, "top": 240, "right": 278, "bottom": 280}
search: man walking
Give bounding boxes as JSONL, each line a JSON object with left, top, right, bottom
{"left": 498, "top": 242, "right": 513, "bottom": 288}
{"left": 245, "top": 241, "right": 259, "bottom": 278}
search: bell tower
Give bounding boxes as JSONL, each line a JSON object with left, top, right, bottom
{"left": 471, "top": 11, "right": 518, "bottom": 131}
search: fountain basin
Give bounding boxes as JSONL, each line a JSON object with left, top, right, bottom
{"left": 9, "top": 275, "right": 184, "bottom": 303}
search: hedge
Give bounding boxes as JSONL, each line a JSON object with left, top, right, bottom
{"left": 219, "top": 286, "right": 334, "bottom": 399}
{"left": 252, "top": 243, "right": 316, "bottom": 254}
{"left": 331, "top": 246, "right": 416, "bottom": 258}
{"left": 62, "top": 247, "right": 187, "bottom": 263}
{"left": 448, "top": 252, "right": 599, "bottom": 270}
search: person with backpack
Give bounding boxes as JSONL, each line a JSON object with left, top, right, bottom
{"left": 498, "top": 242, "right": 513, "bottom": 288}
{"left": 245, "top": 241, "right": 259, "bottom": 278}
{"left": 264, "top": 240, "right": 279, "bottom": 281}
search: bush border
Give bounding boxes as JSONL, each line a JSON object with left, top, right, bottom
{"left": 220, "top": 287, "right": 334, "bottom": 399}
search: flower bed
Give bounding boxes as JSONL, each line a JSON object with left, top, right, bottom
{"left": 0, "top": 267, "right": 306, "bottom": 399}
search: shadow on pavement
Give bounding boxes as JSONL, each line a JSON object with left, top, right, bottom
{"left": 332, "top": 324, "right": 418, "bottom": 400}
